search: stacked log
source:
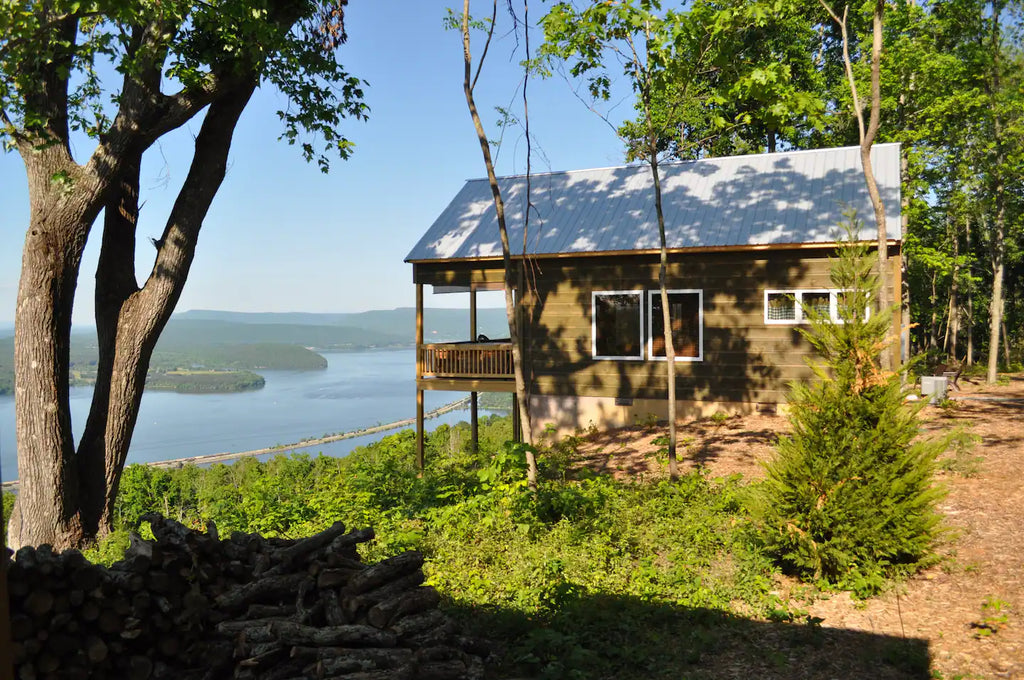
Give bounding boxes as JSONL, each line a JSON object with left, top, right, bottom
{"left": 4, "top": 516, "right": 486, "bottom": 679}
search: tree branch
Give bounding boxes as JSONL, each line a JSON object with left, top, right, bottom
{"left": 819, "top": 1, "right": 865, "bottom": 140}
{"left": 471, "top": 0, "right": 500, "bottom": 92}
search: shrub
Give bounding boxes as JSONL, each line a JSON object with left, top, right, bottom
{"left": 760, "top": 221, "right": 946, "bottom": 593}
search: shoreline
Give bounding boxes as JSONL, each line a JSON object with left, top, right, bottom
{"left": 1, "top": 397, "right": 475, "bottom": 491}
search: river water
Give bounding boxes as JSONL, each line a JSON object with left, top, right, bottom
{"left": 0, "top": 349, "right": 493, "bottom": 482}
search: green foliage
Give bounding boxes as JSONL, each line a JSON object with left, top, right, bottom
{"left": 971, "top": 596, "right": 1010, "bottom": 638}
{"left": 760, "top": 223, "right": 946, "bottom": 593}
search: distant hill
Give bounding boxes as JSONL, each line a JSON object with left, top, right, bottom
{"left": 156, "top": 319, "right": 406, "bottom": 350}
{"left": 176, "top": 308, "right": 510, "bottom": 343}
{"left": 0, "top": 308, "right": 512, "bottom": 395}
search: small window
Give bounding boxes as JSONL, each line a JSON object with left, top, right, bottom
{"left": 592, "top": 291, "right": 644, "bottom": 360}
{"left": 766, "top": 292, "right": 797, "bottom": 321}
{"left": 648, "top": 290, "right": 703, "bottom": 361}
{"left": 764, "top": 289, "right": 859, "bottom": 324}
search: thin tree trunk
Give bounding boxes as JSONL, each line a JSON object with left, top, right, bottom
{"left": 948, "top": 219, "right": 960, "bottom": 359}
{"left": 821, "top": 0, "right": 889, "bottom": 368}
{"left": 460, "top": 1, "right": 536, "bottom": 488}
{"left": 640, "top": 23, "right": 677, "bottom": 480}
{"left": 929, "top": 271, "right": 939, "bottom": 350}
{"left": 651, "top": 149, "right": 677, "bottom": 480}
{"left": 986, "top": 1, "right": 1006, "bottom": 384}
{"left": 966, "top": 216, "right": 974, "bottom": 365}
{"left": 863, "top": 0, "right": 890, "bottom": 370}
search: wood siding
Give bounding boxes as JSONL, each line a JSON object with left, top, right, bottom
{"left": 414, "top": 246, "right": 900, "bottom": 405}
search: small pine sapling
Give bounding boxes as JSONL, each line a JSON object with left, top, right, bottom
{"left": 760, "top": 217, "right": 945, "bottom": 593}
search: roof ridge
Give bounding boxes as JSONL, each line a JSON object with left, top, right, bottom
{"left": 464, "top": 143, "right": 901, "bottom": 183}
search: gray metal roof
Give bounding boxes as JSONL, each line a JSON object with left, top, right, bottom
{"left": 406, "top": 143, "right": 902, "bottom": 262}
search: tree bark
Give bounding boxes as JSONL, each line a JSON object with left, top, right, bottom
{"left": 7, "top": 148, "right": 107, "bottom": 550}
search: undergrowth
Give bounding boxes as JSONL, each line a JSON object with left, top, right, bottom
{"left": 65, "top": 409, "right": 934, "bottom": 678}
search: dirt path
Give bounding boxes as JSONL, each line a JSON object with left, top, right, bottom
{"left": 575, "top": 375, "right": 1024, "bottom": 679}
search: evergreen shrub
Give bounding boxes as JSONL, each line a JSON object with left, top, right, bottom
{"left": 760, "top": 221, "right": 946, "bottom": 593}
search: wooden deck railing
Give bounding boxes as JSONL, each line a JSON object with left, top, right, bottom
{"left": 419, "top": 342, "right": 514, "bottom": 379}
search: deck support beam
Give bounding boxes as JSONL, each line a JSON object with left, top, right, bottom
{"left": 416, "top": 283, "right": 425, "bottom": 472}
{"left": 470, "top": 285, "right": 479, "bottom": 455}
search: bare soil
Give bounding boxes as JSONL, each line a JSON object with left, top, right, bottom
{"left": 574, "top": 374, "right": 1024, "bottom": 679}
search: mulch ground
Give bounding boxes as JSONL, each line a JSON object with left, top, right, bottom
{"left": 573, "top": 373, "right": 1024, "bottom": 679}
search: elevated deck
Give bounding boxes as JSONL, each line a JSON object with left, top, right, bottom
{"left": 417, "top": 341, "right": 516, "bottom": 392}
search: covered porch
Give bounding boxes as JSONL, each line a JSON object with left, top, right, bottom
{"left": 414, "top": 276, "right": 521, "bottom": 469}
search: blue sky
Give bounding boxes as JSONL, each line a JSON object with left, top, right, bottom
{"left": 0, "top": 1, "right": 634, "bottom": 325}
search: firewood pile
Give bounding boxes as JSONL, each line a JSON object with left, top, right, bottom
{"left": 4, "top": 515, "right": 487, "bottom": 679}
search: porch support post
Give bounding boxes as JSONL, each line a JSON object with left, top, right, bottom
{"left": 416, "top": 389, "right": 425, "bottom": 472}
{"left": 470, "top": 394, "right": 479, "bottom": 455}
{"left": 470, "top": 285, "right": 479, "bottom": 455}
{"left": 416, "top": 283, "right": 425, "bottom": 471}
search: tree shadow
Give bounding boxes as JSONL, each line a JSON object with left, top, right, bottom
{"left": 444, "top": 592, "right": 930, "bottom": 680}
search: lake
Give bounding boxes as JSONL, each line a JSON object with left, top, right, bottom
{"left": 0, "top": 349, "right": 496, "bottom": 482}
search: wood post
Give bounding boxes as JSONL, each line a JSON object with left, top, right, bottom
{"left": 470, "top": 286, "right": 479, "bottom": 455}
{"left": 470, "top": 394, "right": 479, "bottom": 456}
{"left": 416, "top": 389, "right": 424, "bottom": 473}
{"left": 415, "top": 284, "right": 424, "bottom": 472}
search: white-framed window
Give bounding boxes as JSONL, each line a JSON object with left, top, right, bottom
{"left": 647, "top": 290, "right": 703, "bottom": 362}
{"left": 764, "top": 289, "right": 859, "bottom": 324}
{"left": 592, "top": 291, "right": 644, "bottom": 360}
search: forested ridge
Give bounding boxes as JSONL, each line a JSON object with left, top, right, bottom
{"left": 0, "top": 338, "right": 326, "bottom": 395}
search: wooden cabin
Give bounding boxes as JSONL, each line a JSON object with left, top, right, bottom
{"left": 406, "top": 144, "right": 902, "bottom": 458}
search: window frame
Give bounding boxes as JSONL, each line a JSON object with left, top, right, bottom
{"left": 764, "top": 288, "right": 866, "bottom": 325}
{"left": 591, "top": 290, "right": 645, "bottom": 361}
{"left": 646, "top": 289, "right": 704, "bottom": 362}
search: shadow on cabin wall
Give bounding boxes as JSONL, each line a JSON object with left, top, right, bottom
{"left": 418, "top": 153, "right": 901, "bottom": 439}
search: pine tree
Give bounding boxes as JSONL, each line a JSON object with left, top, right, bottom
{"left": 761, "top": 218, "right": 945, "bottom": 593}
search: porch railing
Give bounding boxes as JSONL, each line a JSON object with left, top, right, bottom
{"left": 419, "top": 342, "right": 514, "bottom": 379}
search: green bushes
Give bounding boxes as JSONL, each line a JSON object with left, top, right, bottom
{"left": 760, "top": 228, "right": 945, "bottom": 593}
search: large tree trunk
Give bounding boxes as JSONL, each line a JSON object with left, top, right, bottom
{"left": 7, "top": 150, "right": 106, "bottom": 550}
{"left": 9, "top": 82, "right": 257, "bottom": 550}
{"left": 76, "top": 82, "right": 258, "bottom": 538}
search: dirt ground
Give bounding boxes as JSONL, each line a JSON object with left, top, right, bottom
{"left": 574, "top": 374, "right": 1024, "bottom": 679}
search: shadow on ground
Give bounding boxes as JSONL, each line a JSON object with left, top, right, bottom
{"left": 446, "top": 592, "right": 930, "bottom": 680}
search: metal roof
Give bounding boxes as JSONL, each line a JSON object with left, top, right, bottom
{"left": 406, "top": 143, "right": 902, "bottom": 262}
